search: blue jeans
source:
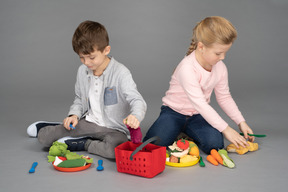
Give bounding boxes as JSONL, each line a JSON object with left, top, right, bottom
{"left": 143, "top": 106, "right": 224, "bottom": 154}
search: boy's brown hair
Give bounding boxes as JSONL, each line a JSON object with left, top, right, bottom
{"left": 72, "top": 20, "right": 109, "bottom": 55}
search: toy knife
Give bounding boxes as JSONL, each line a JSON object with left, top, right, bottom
{"left": 239, "top": 133, "right": 266, "bottom": 137}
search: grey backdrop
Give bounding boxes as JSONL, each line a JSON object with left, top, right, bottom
{"left": 0, "top": 0, "right": 287, "bottom": 192}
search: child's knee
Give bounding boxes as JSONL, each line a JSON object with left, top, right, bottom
{"left": 38, "top": 130, "right": 53, "bottom": 147}
{"left": 199, "top": 138, "right": 224, "bottom": 154}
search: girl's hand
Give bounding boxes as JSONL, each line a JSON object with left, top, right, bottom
{"left": 238, "top": 121, "right": 255, "bottom": 142}
{"left": 222, "top": 126, "right": 247, "bottom": 148}
{"left": 123, "top": 114, "right": 140, "bottom": 129}
{"left": 63, "top": 115, "right": 78, "bottom": 130}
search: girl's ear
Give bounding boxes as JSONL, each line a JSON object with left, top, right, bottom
{"left": 197, "top": 42, "right": 204, "bottom": 51}
{"left": 104, "top": 45, "right": 111, "bottom": 56}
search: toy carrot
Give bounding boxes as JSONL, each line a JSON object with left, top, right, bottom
{"left": 210, "top": 149, "right": 223, "bottom": 165}
{"left": 206, "top": 155, "right": 218, "bottom": 166}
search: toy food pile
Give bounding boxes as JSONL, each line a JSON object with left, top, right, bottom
{"left": 226, "top": 141, "right": 258, "bottom": 155}
{"left": 206, "top": 149, "right": 235, "bottom": 168}
{"left": 47, "top": 141, "right": 93, "bottom": 168}
{"left": 166, "top": 139, "right": 199, "bottom": 164}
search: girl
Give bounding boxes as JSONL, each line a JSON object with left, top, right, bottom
{"left": 143, "top": 16, "right": 254, "bottom": 154}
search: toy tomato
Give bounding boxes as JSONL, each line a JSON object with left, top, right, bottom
{"left": 176, "top": 139, "right": 189, "bottom": 150}
{"left": 58, "top": 156, "right": 67, "bottom": 161}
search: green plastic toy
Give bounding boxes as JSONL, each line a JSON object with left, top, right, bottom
{"left": 239, "top": 133, "right": 266, "bottom": 137}
{"left": 199, "top": 156, "right": 205, "bottom": 167}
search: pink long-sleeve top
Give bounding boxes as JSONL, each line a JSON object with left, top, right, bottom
{"left": 162, "top": 51, "right": 245, "bottom": 132}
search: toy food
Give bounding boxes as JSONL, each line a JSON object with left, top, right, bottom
{"left": 218, "top": 149, "right": 235, "bottom": 168}
{"left": 170, "top": 148, "right": 189, "bottom": 158}
{"left": 57, "top": 159, "right": 86, "bottom": 168}
{"left": 48, "top": 141, "right": 93, "bottom": 170}
{"left": 206, "top": 149, "right": 235, "bottom": 168}
{"left": 180, "top": 155, "right": 198, "bottom": 163}
{"left": 207, "top": 154, "right": 219, "bottom": 166}
{"left": 177, "top": 139, "right": 190, "bottom": 150}
{"left": 169, "top": 155, "right": 179, "bottom": 163}
{"left": 210, "top": 149, "right": 223, "bottom": 165}
{"left": 166, "top": 139, "right": 199, "bottom": 167}
{"left": 49, "top": 141, "right": 68, "bottom": 156}
{"left": 226, "top": 141, "right": 258, "bottom": 155}
{"left": 188, "top": 141, "right": 200, "bottom": 157}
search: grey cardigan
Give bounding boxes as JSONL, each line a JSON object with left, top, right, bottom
{"left": 68, "top": 57, "right": 147, "bottom": 135}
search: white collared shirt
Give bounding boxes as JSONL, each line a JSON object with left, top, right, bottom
{"left": 85, "top": 73, "right": 106, "bottom": 126}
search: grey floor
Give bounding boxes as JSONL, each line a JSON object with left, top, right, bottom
{"left": 1, "top": 0, "right": 288, "bottom": 191}
{"left": 1, "top": 88, "right": 287, "bottom": 192}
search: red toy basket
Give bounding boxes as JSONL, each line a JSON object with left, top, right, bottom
{"left": 115, "top": 136, "right": 166, "bottom": 178}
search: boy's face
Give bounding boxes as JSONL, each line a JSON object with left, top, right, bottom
{"left": 78, "top": 46, "right": 111, "bottom": 72}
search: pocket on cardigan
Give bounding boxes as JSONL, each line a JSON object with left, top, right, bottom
{"left": 104, "top": 86, "right": 118, "bottom": 106}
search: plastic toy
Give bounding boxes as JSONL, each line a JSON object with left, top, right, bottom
{"left": 239, "top": 133, "right": 266, "bottom": 137}
{"left": 29, "top": 162, "right": 38, "bottom": 173}
{"left": 199, "top": 156, "right": 205, "bottom": 167}
{"left": 69, "top": 124, "right": 75, "bottom": 129}
{"left": 115, "top": 136, "right": 166, "bottom": 178}
{"left": 53, "top": 162, "right": 91, "bottom": 172}
{"left": 96, "top": 159, "right": 104, "bottom": 171}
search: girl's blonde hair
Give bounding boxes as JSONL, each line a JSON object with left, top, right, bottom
{"left": 186, "top": 16, "right": 237, "bottom": 56}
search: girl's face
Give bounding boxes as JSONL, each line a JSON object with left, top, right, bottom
{"left": 197, "top": 42, "right": 232, "bottom": 71}
{"left": 79, "top": 46, "right": 111, "bottom": 73}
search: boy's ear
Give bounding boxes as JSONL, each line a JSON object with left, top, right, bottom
{"left": 104, "top": 45, "right": 111, "bottom": 56}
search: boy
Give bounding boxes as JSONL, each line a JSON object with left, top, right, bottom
{"left": 27, "top": 21, "right": 147, "bottom": 159}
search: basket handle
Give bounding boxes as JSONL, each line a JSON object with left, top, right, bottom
{"left": 129, "top": 136, "right": 160, "bottom": 160}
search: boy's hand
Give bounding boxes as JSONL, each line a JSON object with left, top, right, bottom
{"left": 123, "top": 115, "right": 140, "bottom": 129}
{"left": 238, "top": 121, "right": 255, "bottom": 142}
{"left": 222, "top": 126, "right": 247, "bottom": 148}
{"left": 63, "top": 115, "right": 78, "bottom": 130}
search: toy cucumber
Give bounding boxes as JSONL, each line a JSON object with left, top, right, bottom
{"left": 57, "top": 159, "right": 86, "bottom": 168}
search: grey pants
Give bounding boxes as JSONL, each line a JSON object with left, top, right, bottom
{"left": 38, "top": 119, "right": 128, "bottom": 159}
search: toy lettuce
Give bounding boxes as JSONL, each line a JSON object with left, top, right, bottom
{"left": 49, "top": 141, "right": 68, "bottom": 156}
{"left": 47, "top": 141, "right": 93, "bottom": 164}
